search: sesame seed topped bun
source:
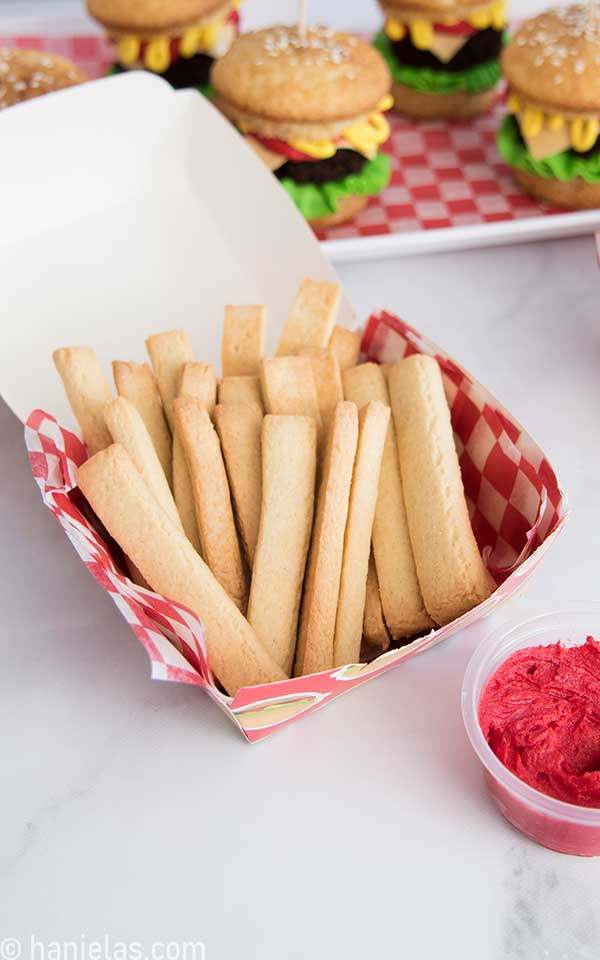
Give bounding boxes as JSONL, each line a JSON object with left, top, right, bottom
{"left": 87, "top": 0, "right": 225, "bottom": 35}
{"left": 0, "top": 49, "right": 86, "bottom": 110}
{"left": 502, "top": 5, "right": 600, "bottom": 113}
{"left": 211, "top": 25, "right": 391, "bottom": 124}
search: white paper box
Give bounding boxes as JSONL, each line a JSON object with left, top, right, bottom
{"left": 0, "top": 72, "right": 352, "bottom": 426}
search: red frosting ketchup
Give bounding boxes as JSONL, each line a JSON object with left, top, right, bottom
{"left": 479, "top": 638, "right": 600, "bottom": 808}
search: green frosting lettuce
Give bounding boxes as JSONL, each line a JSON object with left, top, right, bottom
{"left": 497, "top": 114, "right": 600, "bottom": 183}
{"left": 373, "top": 30, "right": 501, "bottom": 94}
{"left": 279, "top": 152, "right": 391, "bottom": 220}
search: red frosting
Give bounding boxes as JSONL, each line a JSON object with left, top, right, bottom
{"left": 479, "top": 638, "right": 600, "bottom": 808}
{"left": 433, "top": 21, "right": 477, "bottom": 34}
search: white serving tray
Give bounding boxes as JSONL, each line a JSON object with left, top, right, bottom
{"left": 321, "top": 207, "right": 600, "bottom": 264}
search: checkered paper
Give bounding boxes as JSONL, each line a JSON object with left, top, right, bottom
{"left": 315, "top": 103, "right": 564, "bottom": 242}
{"left": 0, "top": 33, "right": 115, "bottom": 81}
{"left": 25, "top": 315, "right": 568, "bottom": 742}
{"left": 0, "top": 31, "right": 564, "bottom": 247}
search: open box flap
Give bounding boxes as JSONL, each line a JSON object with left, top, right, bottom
{"left": 0, "top": 71, "right": 352, "bottom": 425}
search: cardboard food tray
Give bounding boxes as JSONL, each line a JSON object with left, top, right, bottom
{"left": 1, "top": 74, "right": 568, "bottom": 741}
{"left": 1, "top": 25, "right": 600, "bottom": 262}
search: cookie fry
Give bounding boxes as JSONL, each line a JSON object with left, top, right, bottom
{"left": 77, "top": 444, "right": 285, "bottom": 695}
{"left": 328, "top": 325, "right": 361, "bottom": 372}
{"left": 247, "top": 415, "right": 317, "bottom": 675}
{"left": 342, "top": 362, "right": 432, "bottom": 638}
{"left": 112, "top": 361, "right": 172, "bottom": 486}
{"left": 294, "top": 401, "right": 358, "bottom": 677}
{"left": 104, "top": 397, "right": 181, "bottom": 531}
{"left": 145, "top": 329, "right": 194, "bottom": 429}
{"left": 276, "top": 278, "right": 341, "bottom": 356}
{"left": 388, "top": 355, "right": 495, "bottom": 625}
{"left": 260, "top": 356, "right": 321, "bottom": 429}
{"left": 222, "top": 305, "right": 265, "bottom": 376}
{"left": 363, "top": 555, "right": 390, "bottom": 651}
{"left": 218, "top": 375, "right": 264, "bottom": 410}
{"left": 145, "top": 330, "right": 199, "bottom": 551}
{"left": 214, "top": 402, "right": 263, "bottom": 568}
{"left": 333, "top": 401, "right": 389, "bottom": 667}
{"left": 174, "top": 398, "right": 247, "bottom": 612}
{"left": 53, "top": 347, "right": 112, "bottom": 455}
{"left": 299, "top": 347, "right": 343, "bottom": 431}
{"left": 179, "top": 362, "right": 217, "bottom": 417}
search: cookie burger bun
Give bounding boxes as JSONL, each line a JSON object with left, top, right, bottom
{"left": 86, "top": 0, "right": 241, "bottom": 92}
{"left": 212, "top": 26, "right": 390, "bottom": 124}
{"left": 499, "top": 5, "right": 600, "bottom": 208}
{"left": 87, "top": 0, "right": 226, "bottom": 35}
{"left": 0, "top": 49, "right": 86, "bottom": 109}
{"left": 212, "top": 26, "right": 393, "bottom": 227}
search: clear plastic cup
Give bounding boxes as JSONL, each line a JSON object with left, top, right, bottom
{"left": 462, "top": 606, "right": 600, "bottom": 857}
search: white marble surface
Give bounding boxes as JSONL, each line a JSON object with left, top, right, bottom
{"left": 1, "top": 234, "right": 600, "bottom": 958}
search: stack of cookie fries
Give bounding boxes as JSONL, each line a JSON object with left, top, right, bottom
{"left": 25, "top": 307, "right": 568, "bottom": 741}
{"left": 51, "top": 277, "right": 495, "bottom": 698}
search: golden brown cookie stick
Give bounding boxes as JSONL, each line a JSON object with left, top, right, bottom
{"left": 112, "top": 360, "right": 172, "bottom": 486}
{"left": 53, "top": 347, "right": 112, "bottom": 455}
{"left": 247, "top": 415, "right": 317, "bottom": 675}
{"left": 333, "top": 401, "right": 389, "bottom": 667}
{"left": 260, "top": 356, "right": 322, "bottom": 430}
{"left": 342, "top": 362, "right": 432, "bottom": 638}
{"left": 77, "top": 445, "right": 285, "bottom": 695}
{"left": 328, "top": 325, "right": 361, "bottom": 372}
{"left": 172, "top": 361, "right": 218, "bottom": 553}
{"left": 363, "top": 553, "right": 390, "bottom": 651}
{"left": 145, "top": 329, "right": 194, "bottom": 429}
{"left": 174, "top": 398, "right": 248, "bottom": 612}
{"left": 218, "top": 375, "right": 264, "bottom": 410}
{"left": 388, "top": 355, "right": 495, "bottom": 625}
{"left": 145, "top": 331, "right": 199, "bottom": 550}
{"left": 299, "top": 347, "right": 343, "bottom": 431}
{"left": 294, "top": 402, "right": 358, "bottom": 677}
{"left": 214, "top": 402, "right": 263, "bottom": 568}
{"left": 171, "top": 438, "right": 201, "bottom": 553}
{"left": 104, "top": 397, "right": 182, "bottom": 531}
{"left": 276, "top": 278, "right": 341, "bottom": 356}
{"left": 222, "top": 305, "right": 265, "bottom": 377}
{"left": 179, "top": 362, "right": 217, "bottom": 417}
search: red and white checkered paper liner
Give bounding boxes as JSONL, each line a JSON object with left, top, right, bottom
{"left": 0, "top": 32, "right": 564, "bottom": 244}
{"left": 25, "top": 313, "right": 568, "bottom": 742}
{"left": 315, "top": 101, "right": 565, "bottom": 242}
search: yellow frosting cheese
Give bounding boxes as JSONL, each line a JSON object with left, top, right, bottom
{"left": 287, "top": 96, "right": 394, "bottom": 161}
{"left": 384, "top": 0, "right": 506, "bottom": 48}
{"left": 507, "top": 93, "right": 600, "bottom": 156}
{"left": 113, "top": 0, "right": 241, "bottom": 71}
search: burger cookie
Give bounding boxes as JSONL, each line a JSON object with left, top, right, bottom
{"left": 0, "top": 48, "right": 86, "bottom": 109}
{"left": 498, "top": 5, "right": 600, "bottom": 209}
{"left": 374, "top": 0, "right": 506, "bottom": 119}
{"left": 211, "top": 25, "right": 393, "bottom": 228}
{"left": 87, "top": 0, "right": 241, "bottom": 95}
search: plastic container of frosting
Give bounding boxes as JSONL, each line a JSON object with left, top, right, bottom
{"left": 462, "top": 607, "right": 600, "bottom": 857}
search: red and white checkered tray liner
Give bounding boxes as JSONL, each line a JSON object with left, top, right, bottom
{"left": 25, "top": 313, "right": 568, "bottom": 742}
{"left": 317, "top": 104, "right": 561, "bottom": 242}
{"left": 2, "top": 31, "right": 597, "bottom": 253}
